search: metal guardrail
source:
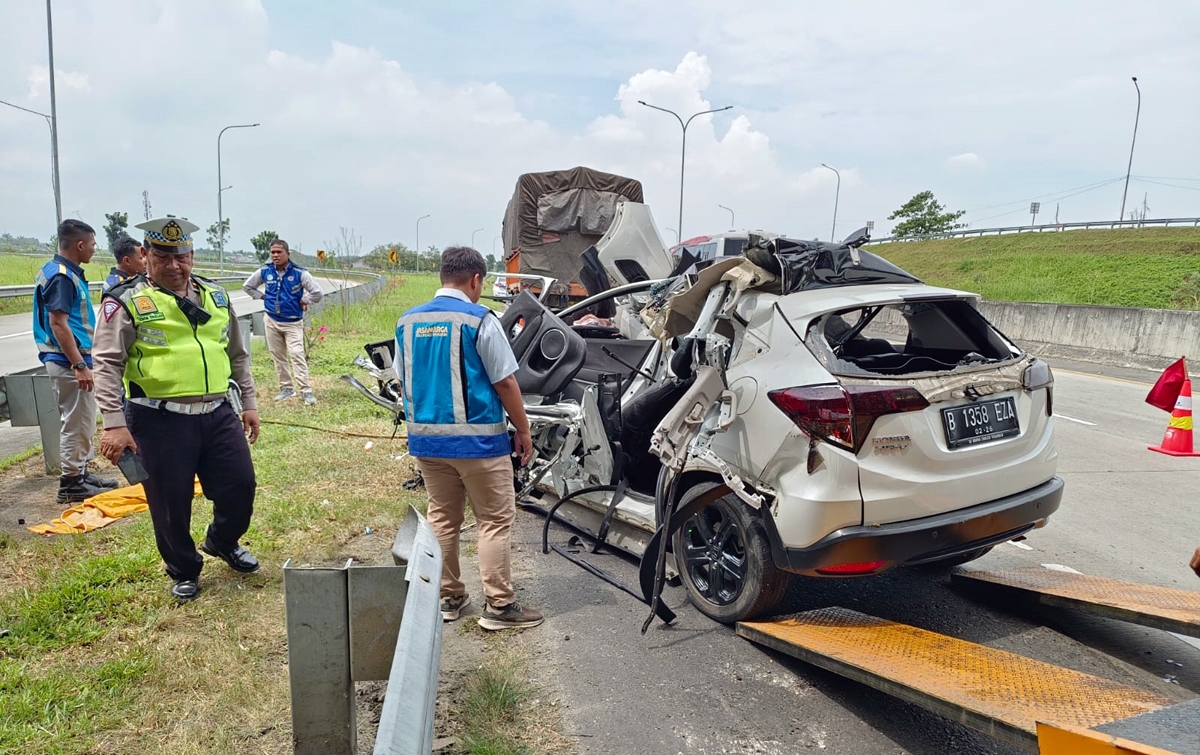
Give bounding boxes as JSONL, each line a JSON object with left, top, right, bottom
{"left": 0, "top": 267, "right": 383, "bottom": 299}
{"left": 870, "top": 216, "right": 1200, "bottom": 244}
{"left": 0, "top": 270, "right": 385, "bottom": 474}
{"left": 283, "top": 505, "right": 443, "bottom": 755}
{"left": 0, "top": 275, "right": 247, "bottom": 299}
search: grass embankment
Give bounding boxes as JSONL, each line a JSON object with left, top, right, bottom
{"left": 0, "top": 273, "right": 552, "bottom": 754}
{"left": 0, "top": 254, "right": 111, "bottom": 316}
{"left": 871, "top": 227, "right": 1200, "bottom": 309}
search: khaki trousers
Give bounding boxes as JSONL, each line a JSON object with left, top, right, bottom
{"left": 417, "top": 455, "right": 515, "bottom": 607}
{"left": 265, "top": 317, "right": 310, "bottom": 392}
{"left": 45, "top": 361, "right": 97, "bottom": 477}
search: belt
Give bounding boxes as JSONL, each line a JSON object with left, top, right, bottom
{"left": 128, "top": 397, "right": 225, "bottom": 415}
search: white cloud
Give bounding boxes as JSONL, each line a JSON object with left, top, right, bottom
{"left": 947, "top": 152, "right": 986, "bottom": 171}
{"left": 26, "top": 66, "right": 90, "bottom": 98}
{"left": 2, "top": 0, "right": 1199, "bottom": 249}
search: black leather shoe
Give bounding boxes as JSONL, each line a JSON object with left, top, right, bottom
{"left": 200, "top": 539, "right": 260, "bottom": 573}
{"left": 171, "top": 579, "right": 200, "bottom": 601}
{"left": 56, "top": 474, "right": 107, "bottom": 504}
{"left": 84, "top": 471, "right": 119, "bottom": 490}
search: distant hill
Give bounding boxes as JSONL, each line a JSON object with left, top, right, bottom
{"left": 870, "top": 227, "right": 1200, "bottom": 309}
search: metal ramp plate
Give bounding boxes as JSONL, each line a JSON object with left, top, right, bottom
{"left": 953, "top": 567, "right": 1200, "bottom": 638}
{"left": 737, "top": 607, "right": 1173, "bottom": 752}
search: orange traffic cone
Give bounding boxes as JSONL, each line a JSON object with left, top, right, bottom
{"left": 1149, "top": 379, "right": 1200, "bottom": 456}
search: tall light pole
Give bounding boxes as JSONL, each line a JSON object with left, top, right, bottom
{"left": 718, "top": 204, "right": 735, "bottom": 228}
{"left": 415, "top": 214, "right": 430, "bottom": 258}
{"left": 0, "top": 98, "right": 59, "bottom": 226}
{"left": 666, "top": 227, "right": 679, "bottom": 244}
{"left": 820, "top": 163, "right": 841, "bottom": 242}
{"left": 471, "top": 227, "right": 485, "bottom": 248}
{"left": 1119, "top": 76, "right": 1141, "bottom": 222}
{"left": 45, "top": 0, "right": 62, "bottom": 228}
{"left": 638, "top": 100, "right": 733, "bottom": 240}
{"left": 217, "top": 122, "right": 259, "bottom": 272}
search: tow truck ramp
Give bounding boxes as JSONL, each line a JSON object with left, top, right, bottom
{"left": 737, "top": 569, "right": 1200, "bottom": 755}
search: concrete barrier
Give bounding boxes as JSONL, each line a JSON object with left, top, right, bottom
{"left": 976, "top": 301, "right": 1199, "bottom": 371}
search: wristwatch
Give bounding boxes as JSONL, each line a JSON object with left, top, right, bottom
{"left": 72, "top": 361, "right": 87, "bottom": 371}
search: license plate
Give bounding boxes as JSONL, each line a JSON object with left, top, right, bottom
{"left": 941, "top": 397, "right": 1020, "bottom": 450}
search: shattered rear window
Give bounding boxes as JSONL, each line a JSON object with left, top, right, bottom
{"left": 804, "top": 299, "right": 1022, "bottom": 377}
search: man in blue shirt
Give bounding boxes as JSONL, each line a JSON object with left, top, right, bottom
{"left": 103, "top": 235, "right": 146, "bottom": 292}
{"left": 33, "top": 219, "right": 117, "bottom": 503}
{"left": 395, "top": 246, "right": 543, "bottom": 630}
{"left": 242, "top": 238, "right": 323, "bottom": 405}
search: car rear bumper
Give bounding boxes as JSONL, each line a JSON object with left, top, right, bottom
{"left": 765, "top": 477, "right": 1064, "bottom": 577}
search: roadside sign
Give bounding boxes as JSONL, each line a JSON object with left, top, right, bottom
{"left": 1030, "top": 202, "right": 1040, "bottom": 215}
{"left": 389, "top": 249, "right": 398, "bottom": 264}
{"left": 317, "top": 249, "right": 327, "bottom": 262}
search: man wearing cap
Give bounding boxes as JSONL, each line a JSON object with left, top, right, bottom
{"left": 33, "top": 218, "right": 119, "bottom": 503}
{"left": 242, "top": 238, "right": 323, "bottom": 405}
{"left": 93, "top": 216, "right": 261, "bottom": 602}
{"left": 103, "top": 236, "right": 147, "bottom": 292}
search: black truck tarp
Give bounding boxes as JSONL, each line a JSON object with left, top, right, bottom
{"left": 502, "top": 167, "right": 644, "bottom": 291}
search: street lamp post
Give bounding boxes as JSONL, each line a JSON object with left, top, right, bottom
{"left": 416, "top": 214, "right": 430, "bottom": 269}
{"left": 718, "top": 204, "right": 735, "bottom": 228}
{"left": 1119, "top": 76, "right": 1141, "bottom": 222}
{"left": 820, "top": 163, "right": 841, "bottom": 242}
{"left": 638, "top": 100, "right": 733, "bottom": 240}
{"left": 0, "top": 98, "right": 59, "bottom": 226}
{"left": 45, "top": 0, "right": 62, "bottom": 227}
{"left": 666, "top": 227, "right": 679, "bottom": 244}
{"left": 471, "top": 227, "right": 485, "bottom": 248}
{"left": 217, "top": 122, "right": 259, "bottom": 272}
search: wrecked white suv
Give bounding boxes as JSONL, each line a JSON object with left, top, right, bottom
{"left": 349, "top": 203, "right": 1062, "bottom": 625}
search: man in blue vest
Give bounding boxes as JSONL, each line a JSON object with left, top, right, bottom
{"left": 33, "top": 219, "right": 118, "bottom": 503}
{"left": 242, "top": 238, "right": 323, "bottom": 405}
{"left": 103, "top": 235, "right": 147, "bottom": 292}
{"left": 395, "top": 246, "right": 543, "bottom": 630}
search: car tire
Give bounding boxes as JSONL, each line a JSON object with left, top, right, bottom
{"left": 672, "top": 482, "right": 791, "bottom": 623}
{"left": 913, "top": 545, "right": 994, "bottom": 570}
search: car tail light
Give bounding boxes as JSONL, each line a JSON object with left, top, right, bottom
{"left": 767, "top": 384, "right": 929, "bottom": 453}
{"left": 816, "top": 560, "right": 888, "bottom": 575}
{"left": 1023, "top": 359, "right": 1054, "bottom": 416}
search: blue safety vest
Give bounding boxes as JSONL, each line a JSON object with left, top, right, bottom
{"left": 103, "top": 268, "right": 131, "bottom": 292}
{"left": 396, "top": 296, "right": 509, "bottom": 458}
{"left": 33, "top": 257, "right": 95, "bottom": 366}
{"left": 261, "top": 261, "right": 306, "bottom": 322}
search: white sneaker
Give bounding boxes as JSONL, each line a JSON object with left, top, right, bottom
{"left": 301, "top": 391, "right": 316, "bottom": 406}
{"left": 274, "top": 387, "right": 296, "bottom": 402}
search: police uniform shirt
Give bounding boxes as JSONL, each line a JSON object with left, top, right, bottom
{"left": 38, "top": 254, "right": 95, "bottom": 368}
{"left": 92, "top": 280, "right": 257, "bottom": 429}
{"left": 392, "top": 288, "right": 519, "bottom": 386}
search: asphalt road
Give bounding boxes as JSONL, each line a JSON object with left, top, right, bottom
{"left": 500, "top": 360, "right": 1200, "bottom": 755}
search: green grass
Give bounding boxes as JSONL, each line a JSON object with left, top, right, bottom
{"left": 0, "top": 275, "right": 443, "bottom": 754}
{"left": 0, "top": 253, "right": 111, "bottom": 315}
{"left": 459, "top": 652, "right": 535, "bottom": 755}
{"left": 869, "top": 227, "right": 1200, "bottom": 308}
{"left": 0, "top": 445, "right": 42, "bottom": 473}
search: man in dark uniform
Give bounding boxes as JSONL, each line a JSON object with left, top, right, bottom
{"left": 104, "top": 235, "right": 147, "bottom": 292}
{"left": 93, "top": 216, "right": 261, "bottom": 601}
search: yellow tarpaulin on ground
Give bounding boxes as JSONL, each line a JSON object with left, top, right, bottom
{"left": 27, "top": 479, "right": 203, "bottom": 535}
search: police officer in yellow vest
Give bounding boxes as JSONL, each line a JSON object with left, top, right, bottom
{"left": 93, "top": 216, "right": 261, "bottom": 602}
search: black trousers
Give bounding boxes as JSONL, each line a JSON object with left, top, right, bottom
{"left": 126, "top": 401, "right": 257, "bottom": 581}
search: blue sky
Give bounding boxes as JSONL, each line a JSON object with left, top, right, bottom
{"left": 2, "top": 0, "right": 1198, "bottom": 255}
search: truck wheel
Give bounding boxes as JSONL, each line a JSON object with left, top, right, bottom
{"left": 672, "top": 482, "right": 791, "bottom": 623}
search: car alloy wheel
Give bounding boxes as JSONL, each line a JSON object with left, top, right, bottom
{"left": 680, "top": 500, "right": 749, "bottom": 606}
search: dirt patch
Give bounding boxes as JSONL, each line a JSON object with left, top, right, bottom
{"left": 0, "top": 451, "right": 129, "bottom": 539}
{"left": 0, "top": 456, "right": 64, "bottom": 538}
